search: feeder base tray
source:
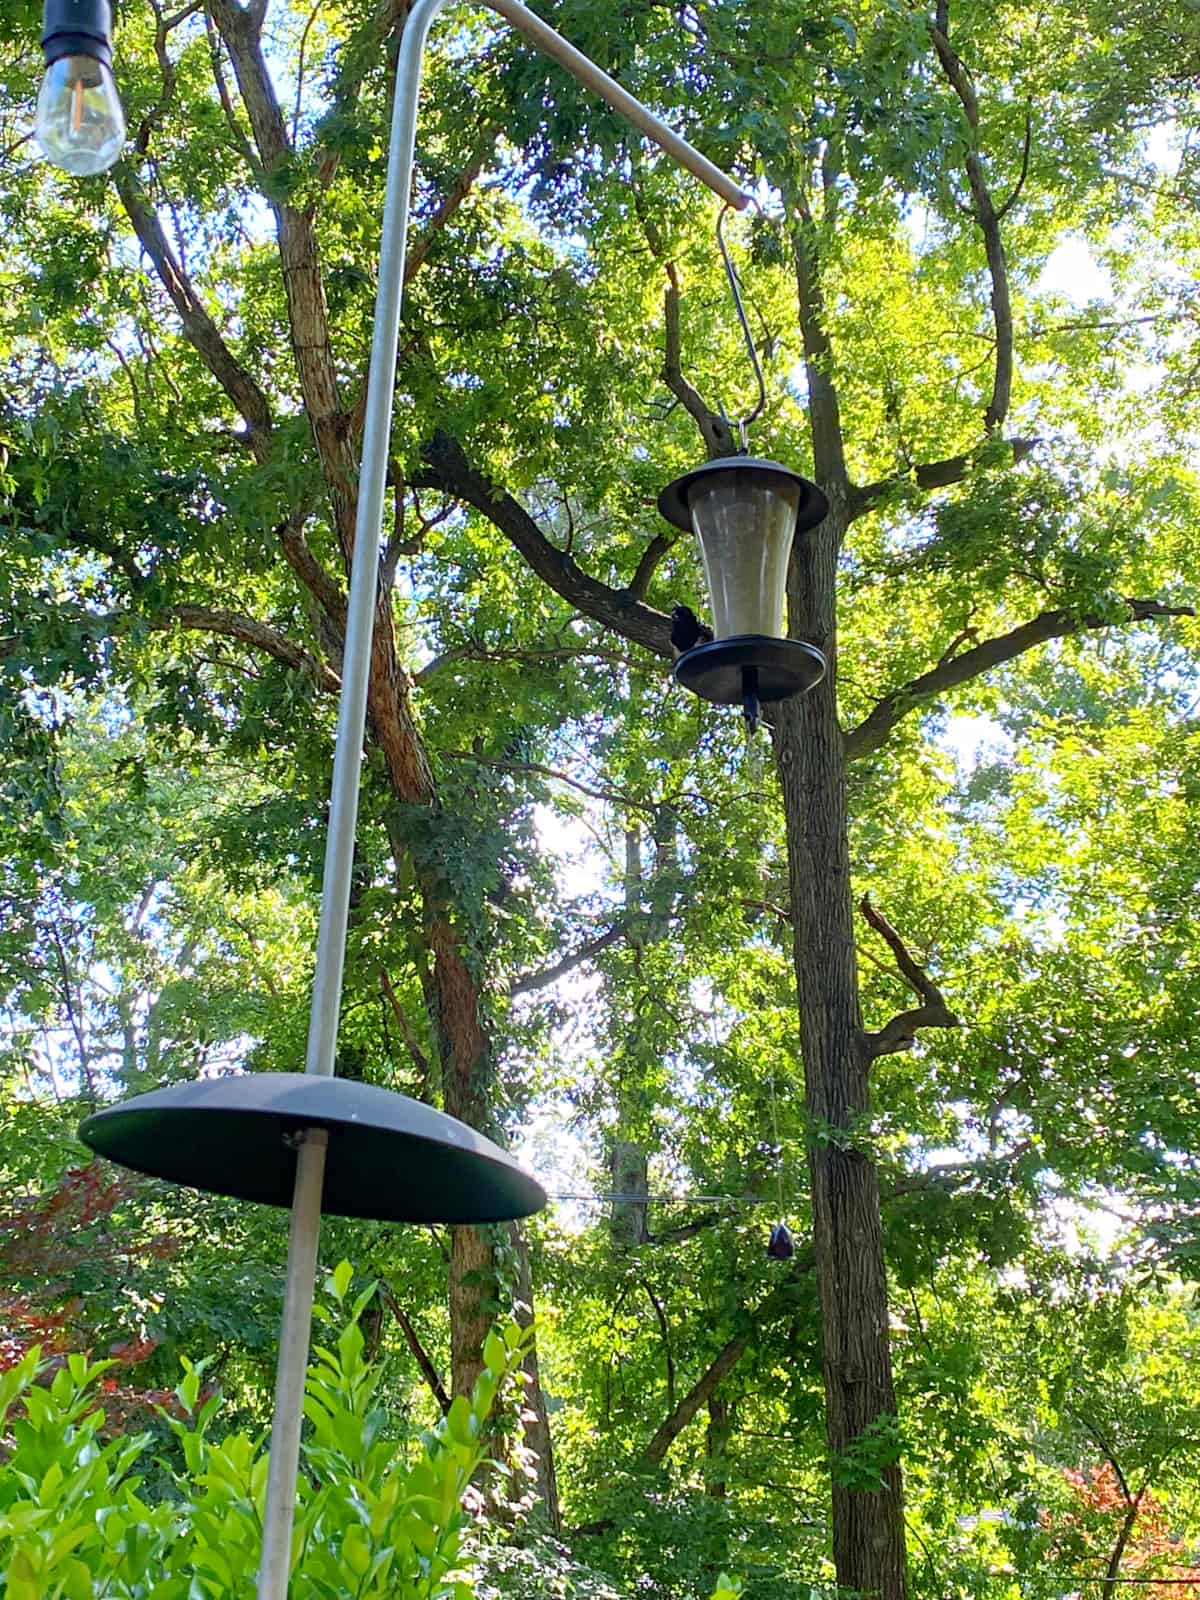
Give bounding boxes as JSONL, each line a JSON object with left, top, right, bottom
{"left": 674, "top": 635, "right": 826, "bottom": 705}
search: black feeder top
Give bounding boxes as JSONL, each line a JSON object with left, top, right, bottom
{"left": 79, "top": 1072, "right": 547, "bottom": 1223}
{"left": 656, "top": 455, "right": 828, "bottom": 535}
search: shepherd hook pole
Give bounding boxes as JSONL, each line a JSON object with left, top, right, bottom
{"left": 256, "top": 6, "right": 750, "bottom": 1595}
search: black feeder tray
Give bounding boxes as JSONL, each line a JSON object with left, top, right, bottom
{"left": 673, "top": 634, "right": 826, "bottom": 706}
{"left": 79, "top": 1072, "right": 546, "bottom": 1223}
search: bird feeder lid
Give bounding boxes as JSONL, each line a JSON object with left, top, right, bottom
{"left": 657, "top": 455, "right": 828, "bottom": 535}
{"left": 79, "top": 1073, "right": 547, "bottom": 1223}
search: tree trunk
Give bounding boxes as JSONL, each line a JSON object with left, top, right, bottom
{"left": 1101, "top": 1488, "right": 1144, "bottom": 1600}
{"left": 431, "top": 906, "right": 560, "bottom": 1529}
{"left": 515, "top": 1228, "right": 562, "bottom": 1531}
{"left": 705, "top": 1394, "right": 733, "bottom": 1499}
{"left": 776, "top": 502, "right": 908, "bottom": 1600}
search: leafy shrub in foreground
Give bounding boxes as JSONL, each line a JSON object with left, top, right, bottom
{"left": 0, "top": 1263, "right": 743, "bottom": 1600}
{"left": 0, "top": 1262, "right": 531, "bottom": 1599}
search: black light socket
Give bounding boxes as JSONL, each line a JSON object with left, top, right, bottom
{"left": 41, "top": 0, "right": 114, "bottom": 70}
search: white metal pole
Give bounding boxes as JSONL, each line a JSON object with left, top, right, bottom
{"left": 256, "top": 4, "right": 750, "bottom": 1593}
{"left": 256, "top": 1130, "right": 328, "bottom": 1600}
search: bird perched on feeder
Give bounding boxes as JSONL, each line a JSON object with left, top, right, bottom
{"left": 670, "top": 604, "right": 714, "bottom": 656}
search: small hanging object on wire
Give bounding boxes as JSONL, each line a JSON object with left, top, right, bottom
{"left": 764, "top": 1052, "right": 794, "bottom": 1260}
{"left": 767, "top": 1221, "right": 796, "bottom": 1260}
{"left": 658, "top": 203, "right": 829, "bottom": 736}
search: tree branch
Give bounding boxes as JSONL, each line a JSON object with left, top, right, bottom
{"left": 277, "top": 510, "right": 347, "bottom": 630}
{"left": 996, "top": 104, "right": 1033, "bottom": 221}
{"left": 150, "top": 604, "right": 341, "bottom": 692}
{"left": 643, "top": 1252, "right": 814, "bottom": 1465}
{"left": 378, "top": 1283, "right": 451, "bottom": 1414}
{"left": 115, "top": 170, "right": 272, "bottom": 455}
{"left": 789, "top": 201, "right": 850, "bottom": 497}
{"left": 627, "top": 529, "right": 678, "bottom": 603}
{"left": 413, "top": 643, "right": 631, "bottom": 687}
{"left": 662, "top": 263, "right": 736, "bottom": 460}
{"left": 379, "top": 969, "right": 432, "bottom": 1094}
{"left": 438, "top": 749, "right": 656, "bottom": 813}
{"left": 849, "top": 437, "right": 1039, "bottom": 519}
{"left": 844, "top": 597, "right": 1195, "bottom": 761}
{"left": 404, "top": 122, "right": 500, "bottom": 285}
{"left": 205, "top": 13, "right": 261, "bottom": 175}
{"left": 929, "top": 18, "right": 1014, "bottom": 432}
{"left": 636, "top": 1149, "right": 1033, "bottom": 1467}
{"left": 413, "top": 432, "right": 674, "bottom": 659}
{"left": 209, "top": 0, "right": 360, "bottom": 558}
{"left": 510, "top": 923, "right": 628, "bottom": 997}
{"left": 643, "top": 1280, "right": 676, "bottom": 1413}
{"left": 858, "top": 896, "right": 959, "bottom": 1059}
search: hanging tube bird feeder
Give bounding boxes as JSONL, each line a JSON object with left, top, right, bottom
{"left": 659, "top": 207, "right": 828, "bottom": 732}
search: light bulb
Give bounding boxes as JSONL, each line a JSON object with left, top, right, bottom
{"left": 35, "top": 52, "right": 125, "bottom": 175}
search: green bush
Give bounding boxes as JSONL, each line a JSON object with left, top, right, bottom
{"left": 0, "top": 1262, "right": 532, "bottom": 1599}
{"left": 0, "top": 1263, "right": 742, "bottom": 1600}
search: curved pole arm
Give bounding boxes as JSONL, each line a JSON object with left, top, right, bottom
{"left": 304, "top": 0, "right": 751, "bottom": 1085}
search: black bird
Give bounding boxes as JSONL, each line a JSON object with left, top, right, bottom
{"left": 766, "top": 1221, "right": 796, "bottom": 1261}
{"left": 670, "top": 604, "right": 714, "bottom": 656}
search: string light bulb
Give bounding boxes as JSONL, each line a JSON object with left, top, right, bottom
{"left": 35, "top": 0, "right": 125, "bottom": 176}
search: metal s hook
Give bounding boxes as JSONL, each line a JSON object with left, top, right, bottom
{"left": 716, "top": 200, "right": 766, "bottom": 452}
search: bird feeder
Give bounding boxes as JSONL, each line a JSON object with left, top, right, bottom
{"left": 658, "top": 455, "right": 829, "bottom": 724}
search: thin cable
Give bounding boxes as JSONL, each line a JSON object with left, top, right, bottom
{"left": 544, "top": 1189, "right": 774, "bottom": 1207}
{"left": 768, "top": 1066, "right": 784, "bottom": 1215}
{"left": 717, "top": 200, "right": 766, "bottom": 450}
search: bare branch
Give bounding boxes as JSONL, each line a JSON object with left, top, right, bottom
{"left": 116, "top": 170, "right": 273, "bottom": 455}
{"left": 379, "top": 1283, "right": 451, "bottom": 1415}
{"left": 858, "top": 896, "right": 959, "bottom": 1059}
{"left": 849, "top": 437, "right": 1039, "bottom": 520}
{"left": 929, "top": 20, "right": 1014, "bottom": 432}
{"left": 510, "top": 923, "right": 628, "bottom": 997}
{"left": 404, "top": 122, "right": 500, "bottom": 285}
{"left": 205, "top": 12, "right": 261, "bottom": 176}
{"left": 643, "top": 1280, "right": 676, "bottom": 1412}
{"left": 414, "top": 643, "right": 631, "bottom": 687}
{"left": 643, "top": 1253, "right": 814, "bottom": 1465}
{"left": 277, "top": 510, "right": 346, "bottom": 629}
{"left": 646, "top": 1209, "right": 726, "bottom": 1246}
{"left": 627, "top": 529, "right": 678, "bottom": 602}
{"left": 379, "top": 969, "right": 432, "bottom": 1094}
{"left": 844, "top": 597, "right": 1195, "bottom": 761}
{"left": 209, "top": 0, "right": 361, "bottom": 560}
{"left": 150, "top": 604, "right": 341, "bottom": 692}
{"left": 438, "top": 749, "right": 657, "bottom": 814}
{"left": 291, "top": 0, "right": 325, "bottom": 144}
{"left": 662, "top": 263, "right": 736, "bottom": 460}
{"left": 413, "top": 432, "right": 674, "bottom": 660}
{"left": 996, "top": 103, "right": 1034, "bottom": 221}
{"left": 790, "top": 206, "right": 850, "bottom": 496}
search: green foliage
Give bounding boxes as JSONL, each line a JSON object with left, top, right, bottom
{"left": 3, "top": 0, "right": 1200, "bottom": 1593}
{"left": 0, "top": 1272, "right": 533, "bottom": 1600}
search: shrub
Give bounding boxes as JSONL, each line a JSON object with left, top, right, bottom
{"left": 0, "top": 1262, "right": 531, "bottom": 1599}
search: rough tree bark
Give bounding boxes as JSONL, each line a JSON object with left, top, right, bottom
{"left": 776, "top": 504, "right": 907, "bottom": 1596}
{"left": 775, "top": 173, "right": 910, "bottom": 1594}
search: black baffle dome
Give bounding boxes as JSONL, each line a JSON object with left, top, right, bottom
{"left": 79, "top": 1073, "right": 546, "bottom": 1223}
